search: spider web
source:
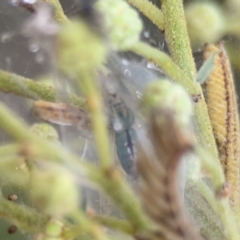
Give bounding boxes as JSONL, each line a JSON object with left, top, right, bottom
{"left": 0, "top": 2, "right": 80, "bottom": 239}
{"left": 0, "top": 1, "right": 166, "bottom": 239}
{"left": 1, "top": 2, "right": 238, "bottom": 240}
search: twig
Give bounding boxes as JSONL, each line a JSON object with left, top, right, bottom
{"left": 0, "top": 143, "right": 20, "bottom": 157}
{"left": 0, "top": 197, "right": 48, "bottom": 233}
{"left": 195, "top": 145, "right": 225, "bottom": 189}
{"left": 130, "top": 42, "right": 195, "bottom": 92}
{"left": 42, "top": 0, "right": 69, "bottom": 23}
{"left": 196, "top": 179, "right": 239, "bottom": 240}
{"left": 0, "top": 102, "right": 149, "bottom": 232}
{"left": 0, "top": 69, "right": 85, "bottom": 108}
{"left": 127, "top": 0, "right": 163, "bottom": 30}
{"left": 185, "top": 185, "right": 226, "bottom": 240}
{"left": 14, "top": 0, "right": 68, "bottom": 23}
{"left": 91, "top": 215, "right": 134, "bottom": 234}
{"left": 161, "top": 0, "right": 196, "bottom": 79}
{"left": 80, "top": 72, "right": 112, "bottom": 169}
{"left": 130, "top": 42, "right": 219, "bottom": 163}
{"left": 224, "top": 0, "right": 240, "bottom": 11}
{"left": 63, "top": 211, "right": 109, "bottom": 240}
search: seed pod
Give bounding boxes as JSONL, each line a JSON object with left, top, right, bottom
{"left": 203, "top": 42, "right": 240, "bottom": 207}
{"left": 137, "top": 109, "right": 203, "bottom": 240}
{"left": 31, "top": 100, "right": 91, "bottom": 137}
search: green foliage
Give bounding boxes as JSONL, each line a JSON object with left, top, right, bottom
{"left": 0, "top": 0, "right": 240, "bottom": 240}
{"left": 197, "top": 52, "right": 217, "bottom": 84}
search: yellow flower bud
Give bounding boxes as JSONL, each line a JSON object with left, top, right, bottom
{"left": 29, "top": 169, "right": 79, "bottom": 217}
{"left": 141, "top": 79, "right": 193, "bottom": 128}
{"left": 57, "top": 20, "right": 106, "bottom": 78}
{"left": 96, "top": 0, "right": 143, "bottom": 50}
{"left": 45, "top": 220, "right": 63, "bottom": 238}
{"left": 185, "top": 3, "right": 225, "bottom": 49}
{"left": 30, "top": 123, "right": 59, "bottom": 142}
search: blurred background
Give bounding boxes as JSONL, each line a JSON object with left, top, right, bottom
{"left": 0, "top": 0, "right": 240, "bottom": 239}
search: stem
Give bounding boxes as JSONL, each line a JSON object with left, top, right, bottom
{"left": 130, "top": 42, "right": 195, "bottom": 92}
{"left": 224, "top": 16, "right": 240, "bottom": 38}
{"left": 127, "top": 0, "right": 164, "bottom": 30}
{"left": 81, "top": 73, "right": 112, "bottom": 169}
{"left": 63, "top": 212, "right": 109, "bottom": 240}
{"left": 130, "top": 42, "right": 219, "bottom": 162}
{"left": 225, "top": 0, "right": 240, "bottom": 11}
{"left": 161, "top": 0, "right": 196, "bottom": 79}
{"left": 0, "top": 69, "right": 85, "bottom": 108}
{"left": 0, "top": 143, "right": 20, "bottom": 157}
{"left": 0, "top": 158, "right": 30, "bottom": 187}
{"left": 0, "top": 102, "right": 149, "bottom": 232}
{"left": 196, "top": 180, "right": 239, "bottom": 240}
{"left": 185, "top": 184, "right": 226, "bottom": 240}
{"left": 0, "top": 197, "right": 48, "bottom": 233}
{"left": 194, "top": 99, "right": 219, "bottom": 161}
{"left": 92, "top": 215, "right": 134, "bottom": 234}
{"left": 43, "top": 0, "right": 69, "bottom": 23}
{"left": 91, "top": 170, "right": 149, "bottom": 231}
{"left": 67, "top": 212, "right": 135, "bottom": 240}
{"left": 195, "top": 145, "right": 225, "bottom": 189}
{"left": 16, "top": 0, "right": 68, "bottom": 23}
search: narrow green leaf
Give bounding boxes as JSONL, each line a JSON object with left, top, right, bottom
{"left": 197, "top": 52, "right": 217, "bottom": 84}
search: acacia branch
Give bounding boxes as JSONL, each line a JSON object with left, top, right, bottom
{"left": 127, "top": 0, "right": 163, "bottom": 30}
{"left": 0, "top": 102, "right": 149, "bottom": 232}
{"left": 130, "top": 42, "right": 219, "bottom": 163}
{"left": 0, "top": 69, "right": 85, "bottom": 108}
{"left": 161, "top": 0, "right": 196, "bottom": 79}
{"left": 0, "top": 197, "right": 48, "bottom": 233}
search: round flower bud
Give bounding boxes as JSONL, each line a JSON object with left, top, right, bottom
{"left": 34, "top": 233, "right": 64, "bottom": 240}
{"left": 57, "top": 20, "right": 106, "bottom": 78}
{"left": 141, "top": 79, "right": 193, "bottom": 128}
{"left": 30, "top": 123, "right": 59, "bottom": 142}
{"left": 34, "top": 220, "right": 64, "bottom": 240}
{"left": 29, "top": 169, "right": 79, "bottom": 217}
{"left": 96, "top": 0, "right": 143, "bottom": 50}
{"left": 45, "top": 220, "right": 63, "bottom": 238}
{"left": 185, "top": 3, "right": 225, "bottom": 49}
